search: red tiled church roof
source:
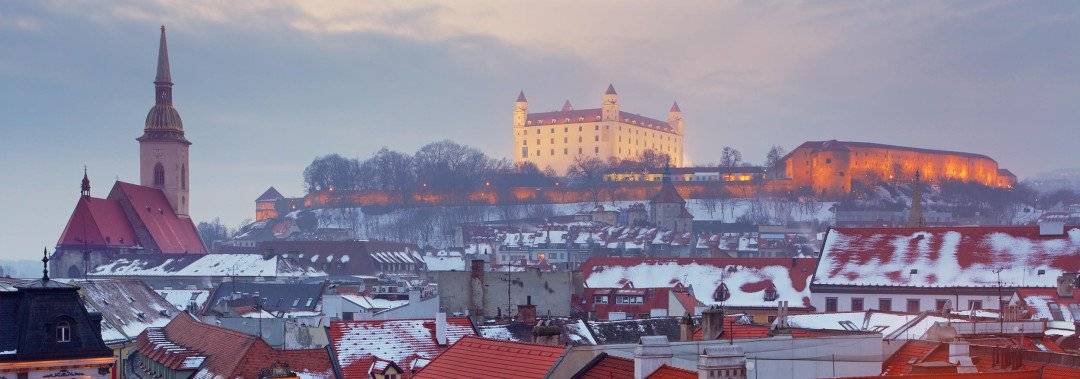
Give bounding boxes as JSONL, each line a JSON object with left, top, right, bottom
{"left": 58, "top": 196, "right": 137, "bottom": 247}
{"left": 413, "top": 336, "right": 566, "bottom": 379}
{"left": 111, "top": 182, "right": 204, "bottom": 253}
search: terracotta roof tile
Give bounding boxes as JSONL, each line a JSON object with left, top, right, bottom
{"left": 413, "top": 336, "right": 566, "bottom": 379}
{"left": 112, "top": 182, "right": 205, "bottom": 254}
{"left": 576, "top": 353, "right": 634, "bottom": 379}
{"left": 647, "top": 365, "right": 697, "bottom": 379}
{"left": 57, "top": 196, "right": 137, "bottom": 247}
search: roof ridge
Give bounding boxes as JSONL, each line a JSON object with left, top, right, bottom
{"left": 456, "top": 334, "right": 569, "bottom": 350}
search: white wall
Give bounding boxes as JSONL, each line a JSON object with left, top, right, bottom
{"left": 811, "top": 291, "right": 1013, "bottom": 313}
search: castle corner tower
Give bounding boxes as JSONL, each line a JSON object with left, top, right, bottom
{"left": 138, "top": 26, "right": 191, "bottom": 217}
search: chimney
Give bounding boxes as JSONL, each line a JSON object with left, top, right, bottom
{"left": 408, "top": 289, "right": 422, "bottom": 304}
{"left": 634, "top": 336, "right": 673, "bottom": 379}
{"left": 470, "top": 259, "right": 486, "bottom": 278}
{"left": 697, "top": 344, "right": 747, "bottom": 379}
{"left": 700, "top": 306, "right": 725, "bottom": 340}
{"left": 435, "top": 312, "right": 448, "bottom": 346}
{"left": 679, "top": 312, "right": 695, "bottom": 341}
{"left": 1040, "top": 220, "right": 1065, "bottom": 236}
{"left": 468, "top": 259, "right": 486, "bottom": 319}
{"left": 1056, "top": 273, "right": 1076, "bottom": 298}
{"left": 532, "top": 319, "right": 562, "bottom": 346}
{"left": 947, "top": 341, "right": 977, "bottom": 373}
{"left": 518, "top": 300, "right": 538, "bottom": 326}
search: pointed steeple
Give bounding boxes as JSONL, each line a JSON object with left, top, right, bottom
{"left": 670, "top": 100, "right": 681, "bottom": 112}
{"left": 155, "top": 25, "right": 172, "bottom": 85}
{"left": 516, "top": 90, "right": 527, "bottom": 102}
{"left": 81, "top": 166, "right": 91, "bottom": 197}
{"left": 561, "top": 100, "right": 573, "bottom": 111}
{"left": 605, "top": 83, "right": 617, "bottom": 95}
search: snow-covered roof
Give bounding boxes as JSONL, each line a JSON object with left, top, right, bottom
{"left": 329, "top": 317, "right": 475, "bottom": 378}
{"left": 815, "top": 226, "right": 1080, "bottom": 288}
{"left": 155, "top": 289, "right": 210, "bottom": 311}
{"left": 75, "top": 279, "right": 179, "bottom": 345}
{"left": 88, "top": 254, "right": 326, "bottom": 277}
{"left": 421, "top": 254, "right": 466, "bottom": 271}
{"left": 341, "top": 295, "right": 408, "bottom": 311}
{"left": 580, "top": 257, "right": 816, "bottom": 309}
{"left": 371, "top": 251, "right": 423, "bottom": 264}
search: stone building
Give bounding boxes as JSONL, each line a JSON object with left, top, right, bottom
{"left": 649, "top": 176, "right": 693, "bottom": 234}
{"left": 435, "top": 260, "right": 583, "bottom": 318}
{"left": 512, "top": 84, "right": 685, "bottom": 174}
{"left": 775, "top": 140, "right": 1016, "bottom": 196}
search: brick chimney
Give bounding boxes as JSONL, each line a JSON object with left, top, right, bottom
{"left": 697, "top": 344, "right": 747, "bottom": 379}
{"left": 468, "top": 259, "right": 485, "bottom": 319}
{"left": 518, "top": 301, "right": 538, "bottom": 326}
{"left": 470, "top": 259, "right": 486, "bottom": 278}
{"left": 679, "top": 312, "right": 695, "bottom": 341}
{"left": 700, "top": 306, "right": 724, "bottom": 340}
{"left": 634, "top": 336, "right": 673, "bottom": 379}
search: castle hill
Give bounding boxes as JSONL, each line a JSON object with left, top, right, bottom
{"left": 2, "top": 3, "right": 1079, "bottom": 379}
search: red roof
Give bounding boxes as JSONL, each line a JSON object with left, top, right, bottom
{"left": 648, "top": 365, "right": 697, "bottom": 379}
{"left": 413, "top": 336, "right": 566, "bottom": 379}
{"left": 690, "top": 315, "right": 845, "bottom": 341}
{"left": 576, "top": 353, "right": 634, "bottom": 378}
{"left": 882, "top": 340, "right": 945, "bottom": 375}
{"left": 816, "top": 226, "right": 1080, "bottom": 288}
{"left": 329, "top": 317, "right": 476, "bottom": 378}
{"left": 650, "top": 181, "right": 685, "bottom": 203}
{"left": 111, "top": 182, "right": 205, "bottom": 253}
{"left": 135, "top": 313, "right": 332, "bottom": 377}
{"left": 58, "top": 196, "right": 137, "bottom": 247}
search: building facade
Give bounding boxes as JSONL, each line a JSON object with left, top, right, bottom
{"left": 512, "top": 84, "right": 685, "bottom": 174}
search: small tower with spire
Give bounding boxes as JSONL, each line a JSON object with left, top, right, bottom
{"left": 513, "top": 90, "right": 528, "bottom": 127}
{"left": 138, "top": 25, "right": 191, "bottom": 217}
{"left": 601, "top": 84, "right": 619, "bottom": 121}
{"left": 80, "top": 166, "right": 91, "bottom": 197}
{"left": 561, "top": 99, "right": 573, "bottom": 111}
{"left": 908, "top": 171, "right": 924, "bottom": 227}
{"left": 667, "top": 101, "right": 684, "bottom": 135}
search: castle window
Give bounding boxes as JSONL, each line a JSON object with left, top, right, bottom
{"left": 564, "top": 137, "right": 567, "bottom": 143}
{"left": 535, "top": 150, "right": 540, "bottom": 156}
{"left": 825, "top": 158, "right": 832, "bottom": 164}
{"left": 563, "top": 148, "right": 568, "bottom": 155}
{"left": 578, "top": 148, "right": 583, "bottom": 154}
{"left": 594, "top": 135, "right": 599, "bottom": 142}
{"left": 521, "top": 147, "right": 528, "bottom": 158}
{"left": 536, "top": 139, "right": 540, "bottom": 145}
{"left": 153, "top": 162, "right": 165, "bottom": 187}
{"left": 594, "top": 147, "right": 599, "bottom": 153}
{"left": 550, "top": 128, "right": 554, "bottom": 133}
{"left": 536, "top": 129, "right": 540, "bottom": 134}
{"left": 578, "top": 136, "right": 582, "bottom": 142}
{"left": 550, "top": 149, "right": 554, "bottom": 156}
{"left": 595, "top": 125, "right": 599, "bottom": 130}
{"left": 578, "top": 126, "right": 582, "bottom": 131}
{"left": 564, "top": 127, "right": 568, "bottom": 132}
{"left": 550, "top": 138, "right": 554, "bottom": 144}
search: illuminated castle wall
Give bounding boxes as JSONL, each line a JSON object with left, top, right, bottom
{"left": 777, "top": 140, "right": 1016, "bottom": 196}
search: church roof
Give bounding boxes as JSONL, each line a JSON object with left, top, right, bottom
{"left": 111, "top": 181, "right": 205, "bottom": 254}
{"left": 58, "top": 196, "right": 139, "bottom": 248}
{"left": 155, "top": 26, "right": 171, "bottom": 84}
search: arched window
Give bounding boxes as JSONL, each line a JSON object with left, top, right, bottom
{"left": 56, "top": 320, "right": 72, "bottom": 342}
{"left": 181, "top": 164, "right": 187, "bottom": 189}
{"left": 153, "top": 163, "right": 165, "bottom": 187}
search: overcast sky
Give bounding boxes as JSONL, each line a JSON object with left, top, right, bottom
{"left": 1, "top": 1, "right": 1078, "bottom": 260}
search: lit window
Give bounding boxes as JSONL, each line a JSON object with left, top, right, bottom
{"left": 56, "top": 321, "right": 72, "bottom": 342}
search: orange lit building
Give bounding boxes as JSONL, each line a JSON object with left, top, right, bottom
{"left": 776, "top": 140, "right": 1016, "bottom": 196}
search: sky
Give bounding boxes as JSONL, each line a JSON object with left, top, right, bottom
{"left": 1, "top": 1, "right": 1079, "bottom": 260}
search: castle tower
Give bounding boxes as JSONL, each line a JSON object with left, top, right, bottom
{"left": 513, "top": 90, "right": 528, "bottom": 126}
{"left": 601, "top": 84, "right": 619, "bottom": 121}
{"left": 138, "top": 26, "right": 191, "bottom": 217}
{"left": 667, "top": 101, "right": 684, "bottom": 135}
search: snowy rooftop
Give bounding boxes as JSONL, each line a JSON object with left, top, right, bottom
{"left": 815, "top": 226, "right": 1080, "bottom": 288}
{"left": 75, "top": 279, "right": 179, "bottom": 345}
{"left": 88, "top": 254, "right": 326, "bottom": 277}
{"left": 329, "top": 317, "right": 475, "bottom": 378}
{"left": 580, "top": 257, "right": 817, "bottom": 309}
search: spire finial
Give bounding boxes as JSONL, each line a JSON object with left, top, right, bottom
{"left": 605, "top": 83, "right": 617, "bottom": 95}
{"left": 516, "top": 90, "right": 527, "bottom": 102}
{"left": 41, "top": 247, "right": 50, "bottom": 282}
{"left": 156, "top": 25, "right": 172, "bottom": 84}
{"left": 81, "top": 165, "right": 91, "bottom": 197}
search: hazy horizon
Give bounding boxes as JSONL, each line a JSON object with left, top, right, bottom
{"left": 2, "top": 1, "right": 1079, "bottom": 260}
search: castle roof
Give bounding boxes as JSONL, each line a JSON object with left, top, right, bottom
{"left": 517, "top": 90, "right": 527, "bottom": 102}
{"left": 605, "top": 83, "right": 618, "bottom": 95}
{"left": 795, "top": 140, "right": 995, "bottom": 161}
{"left": 525, "top": 108, "right": 675, "bottom": 133}
{"left": 670, "top": 101, "right": 681, "bottom": 112}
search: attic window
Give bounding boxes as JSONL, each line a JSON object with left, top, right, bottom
{"left": 909, "top": 269, "right": 918, "bottom": 275}
{"left": 1037, "top": 269, "right": 1046, "bottom": 275}
{"left": 56, "top": 321, "right": 72, "bottom": 342}
{"left": 763, "top": 286, "right": 779, "bottom": 302}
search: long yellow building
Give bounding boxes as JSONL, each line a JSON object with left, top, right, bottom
{"left": 512, "top": 84, "right": 685, "bottom": 174}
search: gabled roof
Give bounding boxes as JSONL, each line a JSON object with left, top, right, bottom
{"left": 574, "top": 352, "right": 633, "bottom": 378}
{"left": 648, "top": 365, "right": 697, "bottom": 379}
{"left": 581, "top": 257, "right": 816, "bottom": 309}
{"left": 203, "top": 281, "right": 325, "bottom": 316}
{"left": 135, "top": 312, "right": 333, "bottom": 378}
{"left": 57, "top": 196, "right": 137, "bottom": 248}
{"left": 815, "top": 226, "right": 1080, "bottom": 288}
{"left": 329, "top": 317, "right": 476, "bottom": 378}
{"left": 74, "top": 279, "right": 179, "bottom": 345}
{"left": 256, "top": 187, "right": 284, "bottom": 202}
{"left": 650, "top": 181, "right": 685, "bottom": 204}
{"left": 412, "top": 336, "right": 566, "bottom": 379}
{"left": 111, "top": 182, "right": 205, "bottom": 254}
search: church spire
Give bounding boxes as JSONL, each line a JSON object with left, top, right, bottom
{"left": 155, "top": 25, "right": 172, "bottom": 85}
{"left": 81, "top": 166, "right": 91, "bottom": 197}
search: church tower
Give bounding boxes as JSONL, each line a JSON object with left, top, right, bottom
{"left": 667, "top": 101, "right": 684, "bottom": 136}
{"left": 138, "top": 26, "right": 191, "bottom": 217}
{"left": 601, "top": 84, "right": 619, "bottom": 121}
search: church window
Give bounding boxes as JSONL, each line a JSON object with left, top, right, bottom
{"left": 181, "top": 165, "right": 187, "bottom": 190}
{"left": 153, "top": 163, "right": 165, "bottom": 187}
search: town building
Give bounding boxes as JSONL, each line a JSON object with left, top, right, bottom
{"left": 412, "top": 335, "right": 568, "bottom": 379}
{"left": 0, "top": 257, "right": 115, "bottom": 378}
{"left": 328, "top": 314, "right": 477, "bottom": 377}
{"left": 604, "top": 165, "right": 764, "bottom": 183}
{"left": 132, "top": 312, "right": 333, "bottom": 378}
{"left": 774, "top": 140, "right": 1016, "bottom": 196}
{"left": 649, "top": 176, "right": 694, "bottom": 234}
{"left": 52, "top": 26, "right": 205, "bottom": 278}
{"left": 72, "top": 278, "right": 180, "bottom": 375}
{"left": 580, "top": 283, "right": 704, "bottom": 321}
{"left": 84, "top": 253, "right": 324, "bottom": 289}
{"left": 512, "top": 85, "right": 685, "bottom": 174}
{"left": 580, "top": 257, "right": 818, "bottom": 324}
{"left": 810, "top": 224, "right": 1080, "bottom": 314}
{"left": 435, "top": 260, "right": 583, "bottom": 319}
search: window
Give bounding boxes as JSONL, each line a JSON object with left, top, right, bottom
{"left": 594, "top": 135, "right": 599, "bottom": 141}
{"left": 851, "top": 298, "right": 864, "bottom": 312}
{"left": 181, "top": 164, "right": 187, "bottom": 189}
{"left": 342, "top": 312, "right": 354, "bottom": 321}
{"left": 825, "top": 297, "right": 838, "bottom": 312}
{"left": 521, "top": 147, "right": 528, "bottom": 158}
{"left": 763, "top": 287, "right": 778, "bottom": 301}
{"left": 907, "top": 299, "right": 920, "bottom": 313}
{"left": 935, "top": 299, "right": 949, "bottom": 311}
{"left": 593, "top": 295, "right": 609, "bottom": 304}
{"left": 56, "top": 321, "right": 72, "bottom": 342}
{"left": 595, "top": 125, "right": 599, "bottom": 130}
{"left": 825, "top": 158, "right": 832, "bottom": 164}
{"left": 550, "top": 138, "right": 554, "bottom": 144}
{"left": 878, "top": 298, "right": 892, "bottom": 312}
{"left": 550, "top": 149, "right": 554, "bottom": 156}
{"left": 563, "top": 148, "right": 568, "bottom": 155}
{"left": 564, "top": 137, "right": 568, "bottom": 143}
{"left": 594, "top": 147, "right": 599, "bottom": 153}
{"left": 153, "top": 162, "right": 165, "bottom": 187}
{"left": 615, "top": 295, "right": 643, "bottom": 304}
{"left": 968, "top": 300, "right": 983, "bottom": 310}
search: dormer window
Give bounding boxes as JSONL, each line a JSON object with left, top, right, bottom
{"left": 763, "top": 286, "right": 779, "bottom": 302}
{"left": 56, "top": 321, "right": 72, "bottom": 342}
